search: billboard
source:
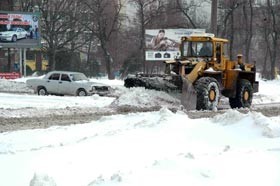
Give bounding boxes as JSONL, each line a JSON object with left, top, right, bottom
{"left": 0, "top": 11, "right": 40, "bottom": 48}
{"left": 145, "top": 29, "right": 205, "bottom": 61}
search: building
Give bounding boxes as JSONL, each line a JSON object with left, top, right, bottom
{"left": 0, "top": 0, "right": 46, "bottom": 76}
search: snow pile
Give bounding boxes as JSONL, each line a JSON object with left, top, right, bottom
{"left": 250, "top": 112, "right": 280, "bottom": 138}
{"left": 111, "top": 87, "right": 181, "bottom": 109}
{"left": 0, "top": 79, "right": 33, "bottom": 93}
{"left": 212, "top": 110, "right": 280, "bottom": 138}
{"left": 211, "top": 109, "right": 245, "bottom": 125}
{"left": 0, "top": 109, "right": 280, "bottom": 186}
{"left": 29, "top": 173, "right": 57, "bottom": 186}
{"left": 0, "top": 93, "right": 114, "bottom": 110}
{"left": 89, "top": 78, "right": 124, "bottom": 87}
{"left": 253, "top": 79, "right": 280, "bottom": 104}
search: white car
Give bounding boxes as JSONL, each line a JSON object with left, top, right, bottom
{"left": 0, "top": 27, "right": 28, "bottom": 42}
{"left": 26, "top": 71, "right": 111, "bottom": 96}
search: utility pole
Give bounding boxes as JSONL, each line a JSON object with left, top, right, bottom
{"left": 211, "top": 0, "right": 218, "bottom": 35}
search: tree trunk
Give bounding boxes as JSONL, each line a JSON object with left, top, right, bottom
{"left": 101, "top": 44, "right": 115, "bottom": 80}
{"left": 48, "top": 49, "right": 56, "bottom": 71}
{"left": 229, "top": 12, "right": 234, "bottom": 59}
{"left": 139, "top": 3, "right": 146, "bottom": 73}
{"left": 262, "top": 48, "right": 268, "bottom": 79}
{"left": 271, "top": 37, "right": 277, "bottom": 79}
{"left": 244, "top": 0, "right": 253, "bottom": 64}
{"left": 267, "top": 0, "right": 278, "bottom": 79}
{"left": 211, "top": 0, "right": 218, "bottom": 35}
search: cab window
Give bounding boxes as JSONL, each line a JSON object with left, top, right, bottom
{"left": 223, "top": 43, "right": 229, "bottom": 57}
{"left": 216, "top": 43, "right": 221, "bottom": 63}
{"left": 182, "top": 41, "right": 213, "bottom": 57}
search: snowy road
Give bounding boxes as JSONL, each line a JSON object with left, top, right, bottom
{"left": 0, "top": 108, "right": 280, "bottom": 186}
{"left": 1, "top": 77, "right": 280, "bottom": 132}
{"left": 0, "top": 91, "right": 280, "bottom": 132}
{"left": 0, "top": 78, "right": 280, "bottom": 186}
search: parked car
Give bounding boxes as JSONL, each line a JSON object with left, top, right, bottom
{"left": 0, "top": 27, "right": 28, "bottom": 42}
{"left": 26, "top": 71, "right": 111, "bottom": 96}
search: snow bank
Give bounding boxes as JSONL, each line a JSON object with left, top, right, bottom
{"left": 89, "top": 78, "right": 124, "bottom": 86}
{"left": 29, "top": 173, "right": 57, "bottom": 186}
{"left": 0, "top": 79, "right": 33, "bottom": 93}
{"left": 1, "top": 109, "right": 280, "bottom": 186}
{"left": 253, "top": 79, "right": 280, "bottom": 104}
{"left": 111, "top": 87, "right": 181, "bottom": 109}
{"left": 212, "top": 110, "right": 280, "bottom": 138}
{"left": 0, "top": 93, "right": 114, "bottom": 110}
{"left": 250, "top": 112, "right": 280, "bottom": 138}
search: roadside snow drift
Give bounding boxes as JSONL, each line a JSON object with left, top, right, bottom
{"left": 0, "top": 109, "right": 280, "bottom": 186}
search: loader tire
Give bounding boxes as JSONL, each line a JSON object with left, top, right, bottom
{"left": 229, "top": 79, "right": 253, "bottom": 109}
{"left": 194, "top": 77, "right": 220, "bottom": 110}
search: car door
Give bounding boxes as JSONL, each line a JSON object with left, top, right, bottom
{"left": 45, "top": 73, "right": 60, "bottom": 94}
{"left": 58, "top": 73, "right": 73, "bottom": 95}
{"left": 16, "top": 28, "right": 22, "bottom": 39}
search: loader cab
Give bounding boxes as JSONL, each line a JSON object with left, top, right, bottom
{"left": 181, "top": 35, "right": 229, "bottom": 60}
{"left": 180, "top": 35, "right": 230, "bottom": 71}
{"left": 181, "top": 40, "right": 213, "bottom": 58}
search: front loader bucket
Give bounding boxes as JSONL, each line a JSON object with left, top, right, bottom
{"left": 181, "top": 77, "right": 197, "bottom": 111}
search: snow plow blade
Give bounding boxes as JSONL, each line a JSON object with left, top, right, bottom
{"left": 181, "top": 77, "right": 197, "bottom": 111}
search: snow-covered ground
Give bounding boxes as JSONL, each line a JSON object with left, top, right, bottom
{"left": 0, "top": 77, "right": 280, "bottom": 186}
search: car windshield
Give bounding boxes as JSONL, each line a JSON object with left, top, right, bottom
{"left": 70, "top": 73, "right": 88, "bottom": 81}
{"left": 9, "top": 28, "right": 18, "bottom": 31}
{"left": 182, "top": 41, "right": 213, "bottom": 57}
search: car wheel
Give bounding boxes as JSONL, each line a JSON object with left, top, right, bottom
{"left": 76, "top": 89, "right": 87, "bottom": 96}
{"left": 38, "top": 87, "right": 48, "bottom": 96}
{"left": 12, "top": 35, "right": 17, "bottom": 42}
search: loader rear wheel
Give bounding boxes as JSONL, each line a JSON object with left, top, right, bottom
{"left": 229, "top": 79, "right": 253, "bottom": 109}
{"left": 194, "top": 77, "right": 220, "bottom": 110}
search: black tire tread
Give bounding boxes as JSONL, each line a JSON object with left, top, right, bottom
{"left": 229, "top": 79, "right": 253, "bottom": 109}
{"left": 194, "top": 77, "right": 220, "bottom": 110}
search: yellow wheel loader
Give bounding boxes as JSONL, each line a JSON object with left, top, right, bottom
{"left": 124, "top": 33, "right": 259, "bottom": 110}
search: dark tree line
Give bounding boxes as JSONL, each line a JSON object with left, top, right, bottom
{"left": 8, "top": 0, "right": 280, "bottom": 79}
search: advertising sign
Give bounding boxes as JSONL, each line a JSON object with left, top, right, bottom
{"left": 0, "top": 72, "right": 21, "bottom": 79}
{"left": 0, "top": 11, "right": 40, "bottom": 48}
{"left": 145, "top": 29, "right": 205, "bottom": 61}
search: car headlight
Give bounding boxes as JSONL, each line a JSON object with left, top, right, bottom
{"left": 90, "top": 86, "right": 96, "bottom": 92}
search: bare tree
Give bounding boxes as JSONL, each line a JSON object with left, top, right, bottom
{"left": 211, "top": 0, "right": 218, "bottom": 35}
{"left": 83, "top": 0, "right": 124, "bottom": 79}
{"left": 175, "top": 0, "right": 198, "bottom": 28}
{"left": 175, "top": 0, "right": 210, "bottom": 29}
{"left": 17, "top": 0, "right": 35, "bottom": 11}
{"left": 129, "top": 0, "right": 165, "bottom": 73}
{"left": 35, "top": 0, "right": 86, "bottom": 70}
{"left": 260, "top": 0, "right": 279, "bottom": 79}
{"left": 242, "top": 0, "right": 254, "bottom": 64}
{"left": 219, "top": 0, "right": 245, "bottom": 59}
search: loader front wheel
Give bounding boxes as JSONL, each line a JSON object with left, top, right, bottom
{"left": 194, "top": 77, "right": 220, "bottom": 110}
{"left": 229, "top": 79, "right": 253, "bottom": 109}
